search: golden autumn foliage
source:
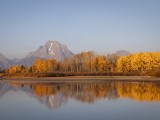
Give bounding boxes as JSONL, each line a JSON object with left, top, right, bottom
{"left": 117, "top": 52, "right": 160, "bottom": 72}
{"left": 5, "top": 51, "right": 160, "bottom": 77}
{"left": 60, "top": 51, "right": 115, "bottom": 72}
{"left": 91, "top": 56, "right": 109, "bottom": 72}
{"left": 7, "top": 65, "right": 26, "bottom": 73}
{"left": 32, "top": 59, "right": 57, "bottom": 72}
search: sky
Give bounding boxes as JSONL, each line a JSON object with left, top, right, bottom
{"left": 0, "top": 0, "right": 160, "bottom": 59}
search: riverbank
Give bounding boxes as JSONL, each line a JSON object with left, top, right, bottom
{"left": 0, "top": 71, "right": 141, "bottom": 78}
{"left": 1, "top": 76, "right": 160, "bottom": 83}
{"left": 1, "top": 71, "right": 160, "bottom": 79}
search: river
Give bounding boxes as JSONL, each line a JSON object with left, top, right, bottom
{"left": 0, "top": 80, "right": 160, "bottom": 120}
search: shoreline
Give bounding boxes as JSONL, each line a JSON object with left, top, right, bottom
{"left": 1, "top": 76, "right": 160, "bottom": 83}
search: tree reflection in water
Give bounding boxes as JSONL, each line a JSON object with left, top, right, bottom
{"left": 0, "top": 81, "right": 160, "bottom": 109}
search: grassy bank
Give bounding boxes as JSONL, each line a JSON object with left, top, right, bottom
{"left": 1, "top": 71, "right": 141, "bottom": 78}
{"left": 2, "top": 76, "right": 160, "bottom": 83}
{"left": 1, "top": 71, "right": 159, "bottom": 80}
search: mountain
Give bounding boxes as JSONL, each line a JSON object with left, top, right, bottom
{"left": 15, "top": 41, "right": 74, "bottom": 66}
{"left": 0, "top": 53, "right": 13, "bottom": 69}
{"left": 115, "top": 50, "right": 130, "bottom": 56}
{"left": 26, "top": 41, "right": 73, "bottom": 61}
{"left": 0, "top": 41, "right": 74, "bottom": 68}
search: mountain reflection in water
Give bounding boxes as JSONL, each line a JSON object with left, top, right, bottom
{"left": 0, "top": 81, "right": 160, "bottom": 109}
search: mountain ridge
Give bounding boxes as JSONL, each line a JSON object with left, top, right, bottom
{"left": 26, "top": 41, "right": 73, "bottom": 61}
{"left": 0, "top": 53, "right": 13, "bottom": 69}
{"left": 0, "top": 41, "right": 74, "bottom": 69}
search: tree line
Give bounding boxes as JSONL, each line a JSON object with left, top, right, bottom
{"left": 117, "top": 52, "right": 160, "bottom": 72}
{"left": 5, "top": 51, "right": 160, "bottom": 75}
{"left": 6, "top": 51, "right": 119, "bottom": 73}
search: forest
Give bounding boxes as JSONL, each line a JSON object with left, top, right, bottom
{"left": 3, "top": 51, "right": 160, "bottom": 77}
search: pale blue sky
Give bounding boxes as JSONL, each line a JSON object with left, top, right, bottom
{"left": 0, "top": 0, "right": 160, "bottom": 59}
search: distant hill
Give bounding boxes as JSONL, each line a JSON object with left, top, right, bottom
{"left": 14, "top": 56, "right": 43, "bottom": 67}
{"left": 0, "top": 41, "right": 74, "bottom": 69}
{"left": 115, "top": 50, "right": 130, "bottom": 56}
{"left": 0, "top": 53, "right": 13, "bottom": 69}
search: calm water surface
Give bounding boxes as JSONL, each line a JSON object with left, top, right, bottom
{"left": 0, "top": 80, "right": 160, "bottom": 120}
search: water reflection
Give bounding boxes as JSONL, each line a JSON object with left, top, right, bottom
{"left": 0, "top": 81, "right": 160, "bottom": 109}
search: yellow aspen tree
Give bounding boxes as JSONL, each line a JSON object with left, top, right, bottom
{"left": 118, "top": 52, "right": 160, "bottom": 72}
{"left": 46, "top": 59, "right": 57, "bottom": 71}
{"left": 97, "top": 56, "right": 107, "bottom": 72}
{"left": 91, "top": 56, "right": 99, "bottom": 72}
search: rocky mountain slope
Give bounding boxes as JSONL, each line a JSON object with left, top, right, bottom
{"left": 0, "top": 53, "right": 13, "bottom": 69}
{"left": 0, "top": 41, "right": 74, "bottom": 69}
{"left": 26, "top": 41, "right": 73, "bottom": 61}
